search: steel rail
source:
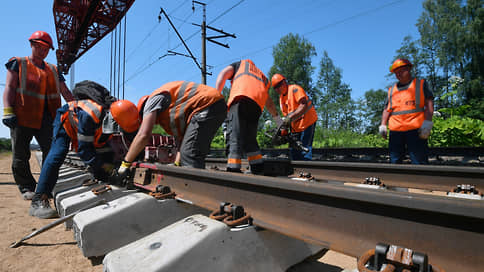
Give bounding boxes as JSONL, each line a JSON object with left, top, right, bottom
{"left": 210, "top": 147, "right": 484, "bottom": 158}
{"left": 134, "top": 162, "right": 484, "bottom": 272}
{"left": 205, "top": 158, "right": 484, "bottom": 193}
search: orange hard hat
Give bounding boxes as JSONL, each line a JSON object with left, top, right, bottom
{"left": 110, "top": 100, "right": 141, "bottom": 133}
{"left": 29, "top": 31, "right": 54, "bottom": 50}
{"left": 137, "top": 95, "right": 150, "bottom": 115}
{"left": 390, "top": 58, "right": 412, "bottom": 73}
{"left": 271, "top": 74, "right": 286, "bottom": 88}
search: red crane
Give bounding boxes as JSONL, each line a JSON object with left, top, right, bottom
{"left": 53, "top": 0, "right": 135, "bottom": 74}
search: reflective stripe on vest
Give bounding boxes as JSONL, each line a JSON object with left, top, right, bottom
{"left": 169, "top": 81, "right": 199, "bottom": 138}
{"left": 14, "top": 57, "right": 61, "bottom": 129}
{"left": 64, "top": 100, "right": 105, "bottom": 149}
{"left": 389, "top": 79, "right": 424, "bottom": 115}
{"left": 233, "top": 62, "right": 269, "bottom": 86}
{"left": 228, "top": 60, "right": 269, "bottom": 110}
{"left": 387, "top": 79, "right": 425, "bottom": 131}
{"left": 77, "top": 100, "right": 102, "bottom": 123}
{"left": 152, "top": 81, "right": 223, "bottom": 138}
{"left": 77, "top": 134, "right": 94, "bottom": 142}
{"left": 16, "top": 58, "right": 60, "bottom": 100}
{"left": 281, "top": 85, "right": 318, "bottom": 133}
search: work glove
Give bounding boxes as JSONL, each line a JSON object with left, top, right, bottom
{"left": 378, "top": 125, "right": 387, "bottom": 139}
{"left": 418, "top": 120, "right": 433, "bottom": 139}
{"left": 110, "top": 160, "right": 133, "bottom": 186}
{"left": 2, "top": 107, "right": 17, "bottom": 129}
{"left": 274, "top": 116, "right": 284, "bottom": 128}
{"left": 281, "top": 116, "right": 291, "bottom": 127}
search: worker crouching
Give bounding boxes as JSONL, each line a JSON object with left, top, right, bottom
{"left": 29, "top": 81, "right": 140, "bottom": 219}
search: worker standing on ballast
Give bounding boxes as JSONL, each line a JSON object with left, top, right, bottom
{"left": 2, "top": 31, "right": 74, "bottom": 200}
{"left": 216, "top": 59, "right": 280, "bottom": 175}
{"left": 379, "top": 58, "right": 434, "bottom": 164}
{"left": 271, "top": 74, "right": 318, "bottom": 161}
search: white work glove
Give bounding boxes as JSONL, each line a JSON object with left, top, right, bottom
{"left": 378, "top": 125, "right": 387, "bottom": 139}
{"left": 418, "top": 120, "right": 433, "bottom": 139}
{"left": 281, "top": 116, "right": 291, "bottom": 127}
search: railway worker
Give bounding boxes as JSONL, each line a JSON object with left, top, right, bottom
{"left": 2, "top": 31, "right": 74, "bottom": 201}
{"left": 215, "top": 59, "right": 280, "bottom": 174}
{"left": 116, "top": 81, "right": 227, "bottom": 179}
{"left": 29, "top": 80, "right": 140, "bottom": 219}
{"left": 379, "top": 58, "right": 434, "bottom": 164}
{"left": 271, "top": 74, "right": 318, "bottom": 161}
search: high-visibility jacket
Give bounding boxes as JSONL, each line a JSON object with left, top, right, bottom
{"left": 227, "top": 59, "right": 270, "bottom": 111}
{"left": 150, "top": 81, "right": 224, "bottom": 138}
{"left": 386, "top": 78, "right": 425, "bottom": 131}
{"left": 280, "top": 84, "right": 318, "bottom": 133}
{"left": 12, "top": 57, "right": 60, "bottom": 129}
{"left": 60, "top": 99, "right": 109, "bottom": 151}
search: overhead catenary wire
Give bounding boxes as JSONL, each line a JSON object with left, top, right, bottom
{"left": 125, "top": 1, "right": 189, "bottom": 63}
{"left": 126, "top": 0, "right": 403, "bottom": 84}
{"left": 126, "top": 0, "right": 242, "bottom": 83}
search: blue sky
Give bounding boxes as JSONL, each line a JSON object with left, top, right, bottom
{"left": 0, "top": 0, "right": 424, "bottom": 138}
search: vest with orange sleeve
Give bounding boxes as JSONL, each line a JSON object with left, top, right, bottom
{"left": 280, "top": 84, "right": 318, "bottom": 133}
{"left": 12, "top": 57, "right": 60, "bottom": 129}
{"left": 60, "top": 99, "right": 110, "bottom": 151}
{"left": 150, "top": 81, "right": 224, "bottom": 138}
{"left": 386, "top": 78, "right": 425, "bottom": 131}
{"left": 227, "top": 59, "right": 270, "bottom": 111}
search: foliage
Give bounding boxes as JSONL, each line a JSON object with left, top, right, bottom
{"left": 316, "top": 51, "right": 359, "bottom": 131}
{"left": 152, "top": 124, "right": 168, "bottom": 135}
{"left": 269, "top": 33, "right": 317, "bottom": 94}
{"left": 312, "top": 126, "right": 387, "bottom": 148}
{"left": 357, "top": 89, "right": 387, "bottom": 134}
{"left": 0, "top": 138, "right": 11, "bottom": 151}
{"left": 429, "top": 115, "right": 484, "bottom": 146}
{"left": 414, "top": 0, "right": 484, "bottom": 119}
{"left": 210, "top": 127, "right": 226, "bottom": 148}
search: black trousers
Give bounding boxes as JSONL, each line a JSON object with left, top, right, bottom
{"left": 226, "top": 97, "right": 262, "bottom": 168}
{"left": 10, "top": 113, "right": 53, "bottom": 193}
{"left": 179, "top": 99, "right": 227, "bottom": 169}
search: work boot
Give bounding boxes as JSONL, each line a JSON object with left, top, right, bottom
{"left": 226, "top": 167, "right": 242, "bottom": 173}
{"left": 21, "top": 190, "right": 35, "bottom": 200}
{"left": 249, "top": 163, "right": 265, "bottom": 175}
{"left": 29, "top": 193, "right": 58, "bottom": 219}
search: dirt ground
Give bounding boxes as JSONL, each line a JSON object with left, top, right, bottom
{"left": 0, "top": 152, "right": 357, "bottom": 272}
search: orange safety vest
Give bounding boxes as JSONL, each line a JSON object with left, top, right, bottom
{"left": 150, "top": 81, "right": 224, "bottom": 138}
{"left": 13, "top": 57, "right": 60, "bottom": 129}
{"left": 227, "top": 59, "right": 270, "bottom": 111}
{"left": 386, "top": 78, "right": 425, "bottom": 131}
{"left": 280, "top": 84, "right": 318, "bottom": 133}
{"left": 61, "top": 99, "right": 109, "bottom": 151}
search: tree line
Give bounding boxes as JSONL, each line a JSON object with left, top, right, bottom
{"left": 261, "top": 0, "right": 483, "bottom": 147}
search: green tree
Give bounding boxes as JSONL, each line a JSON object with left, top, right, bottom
{"left": 358, "top": 89, "right": 387, "bottom": 134}
{"left": 268, "top": 33, "right": 318, "bottom": 111}
{"left": 316, "top": 51, "right": 357, "bottom": 131}
{"left": 416, "top": 0, "right": 484, "bottom": 119}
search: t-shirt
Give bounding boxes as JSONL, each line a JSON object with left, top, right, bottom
{"left": 143, "top": 93, "right": 172, "bottom": 116}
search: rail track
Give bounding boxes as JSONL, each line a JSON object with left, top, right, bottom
{"left": 209, "top": 147, "right": 484, "bottom": 166}
{"left": 62, "top": 154, "right": 484, "bottom": 271}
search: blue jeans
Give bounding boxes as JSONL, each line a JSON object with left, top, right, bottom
{"left": 291, "top": 123, "right": 315, "bottom": 161}
{"left": 389, "top": 129, "right": 428, "bottom": 164}
{"left": 35, "top": 108, "right": 70, "bottom": 196}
